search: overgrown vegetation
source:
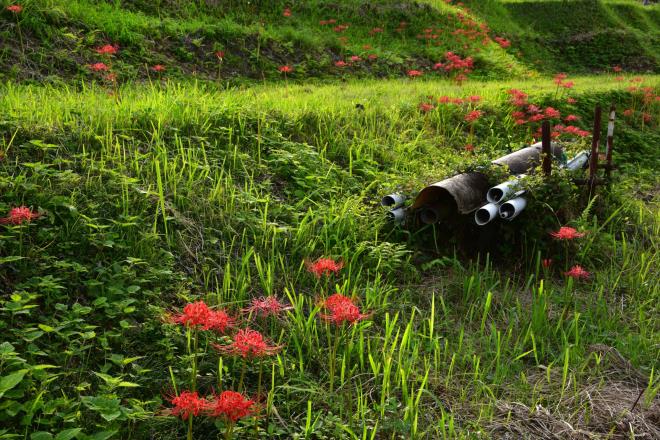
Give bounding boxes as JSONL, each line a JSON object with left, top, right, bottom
{"left": 0, "top": 0, "right": 658, "bottom": 439}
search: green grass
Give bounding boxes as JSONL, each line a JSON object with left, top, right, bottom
{"left": 0, "top": 0, "right": 659, "bottom": 439}
{"left": 0, "top": 73, "right": 658, "bottom": 438}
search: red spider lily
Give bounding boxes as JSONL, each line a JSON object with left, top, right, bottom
{"left": 215, "top": 50, "right": 225, "bottom": 59}
{"left": 642, "top": 113, "right": 652, "bottom": 123}
{"left": 562, "top": 125, "right": 590, "bottom": 137}
{"left": 278, "top": 65, "right": 293, "bottom": 73}
{"left": 104, "top": 72, "right": 117, "bottom": 82}
{"left": 511, "top": 111, "right": 525, "bottom": 119}
{"left": 213, "top": 329, "right": 282, "bottom": 358}
{"left": 206, "top": 391, "right": 255, "bottom": 421}
{"left": 319, "top": 19, "right": 337, "bottom": 25}
{"left": 367, "top": 54, "right": 378, "bottom": 60}
{"left": 612, "top": 65, "right": 622, "bottom": 72}
{"left": 454, "top": 73, "right": 468, "bottom": 83}
{"left": 467, "top": 95, "right": 481, "bottom": 103}
{"left": 544, "top": 107, "right": 560, "bottom": 119}
{"left": 321, "top": 293, "right": 369, "bottom": 325}
{"left": 542, "top": 258, "right": 552, "bottom": 268}
{"left": 614, "top": 76, "right": 624, "bottom": 82}
{"left": 433, "top": 62, "right": 444, "bottom": 70}
{"left": 171, "top": 301, "right": 234, "bottom": 333}
{"left": 564, "top": 265, "right": 590, "bottom": 280}
{"left": 0, "top": 206, "right": 39, "bottom": 225}
{"left": 282, "top": 8, "right": 291, "bottom": 17}
{"left": 561, "top": 81, "right": 574, "bottom": 89}
{"left": 6, "top": 4, "right": 22, "bottom": 13}
{"left": 550, "top": 226, "right": 585, "bottom": 240}
{"left": 464, "top": 144, "right": 475, "bottom": 152}
{"left": 623, "top": 109, "right": 633, "bottom": 117}
{"left": 527, "top": 104, "right": 540, "bottom": 114}
{"left": 362, "top": 44, "right": 372, "bottom": 50}
{"left": 566, "top": 97, "right": 577, "bottom": 104}
{"left": 88, "top": 62, "right": 109, "bottom": 72}
{"left": 333, "top": 24, "right": 349, "bottom": 33}
{"left": 334, "top": 60, "right": 348, "bottom": 67}
{"left": 419, "top": 102, "right": 434, "bottom": 113}
{"left": 369, "top": 27, "right": 384, "bottom": 35}
{"left": 407, "top": 70, "right": 423, "bottom": 78}
{"left": 564, "top": 114, "right": 580, "bottom": 122}
{"left": 244, "top": 296, "right": 292, "bottom": 318}
{"left": 350, "top": 55, "right": 361, "bottom": 62}
{"left": 630, "top": 77, "right": 643, "bottom": 83}
{"left": 306, "top": 257, "right": 343, "bottom": 278}
{"left": 169, "top": 391, "right": 208, "bottom": 420}
{"left": 152, "top": 64, "right": 166, "bottom": 72}
{"left": 437, "top": 95, "right": 451, "bottom": 104}
{"left": 95, "top": 44, "right": 118, "bottom": 55}
{"left": 553, "top": 73, "right": 567, "bottom": 85}
{"left": 514, "top": 118, "right": 527, "bottom": 125}
{"left": 451, "top": 97, "right": 464, "bottom": 105}
{"left": 494, "top": 36, "right": 511, "bottom": 48}
{"left": 464, "top": 110, "right": 483, "bottom": 122}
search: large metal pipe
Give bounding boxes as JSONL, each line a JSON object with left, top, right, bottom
{"left": 499, "top": 195, "right": 527, "bottom": 220}
{"left": 474, "top": 202, "right": 501, "bottom": 226}
{"left": 412, "top": 143, "right": 564, "bottom": 219}
{"left": 381, "top": 193, "right": 406, "bottom": 209}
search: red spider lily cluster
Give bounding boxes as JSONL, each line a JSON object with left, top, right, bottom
{"left": 464, "top": 109, "right": 483, "bottom": 122}
{"left": 244, "top": 296, "right": 292, "bottom": 318}
{"left": 550, "top": 226, "right": 586, "bottom": 240}
{"left": 321, "top": 293, "right": 369, "bottom": 325}
{"left": 169, "top": 390, "right": 255, "bottom": 423}
{"left": 282, "top": 8, "right": 291, "bottom": 17}
{"left": 171, "top": 301, "right": 235, "bottom": 333}
{"left": 419, "top": 102, "right": 435, "bottom": 113}
{"left": 95, "top": 44, "right": 118, "bottom": 56}
{"left": 278, "top": 65, "right": 293, "bottom": 73}
{"left": 88, "top": 62, "right": 109, "bottom": 72}
{"left": 493, "top": 36, "right": 511, "bottom": 48}
{"left": 1, "top": 206, "right": 40, "bottom": 225}
{"left": 407, "top": 70, "right": 423, "bottom": 78}
{"left": 306, "top": 257, "right": 343, "bottom": 278}
{"left": 152, "top": 64, "right": 166, "bottom": 72}
{"left": 213, "top": 328, "right": 282, "bottom": 358}
{"left": 564, "top": 265, "right": 590, "bottom": 280}
{"left": 433, "top": 51, "right": 474, "bottom": 82}
{"left": 6, "top": 4, "right": 22, "bottom": 13}
{"left": 553, "top": 73, "right": 574, "bottom": 89}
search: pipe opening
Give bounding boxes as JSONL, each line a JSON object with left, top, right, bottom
{"left": 488, "top": 188, "right": 504, "bottom": 203}
{"left": 475, "top": 208, "right": 493, "bottom": 225}
{"left": 420, "top": 207, "right": 440, "bottom": 224}
{"left": 500, "top": 204, "right": 515, "bottom": 219}
{"left": 381, "top": 195, "right": 397, "bottom": 207}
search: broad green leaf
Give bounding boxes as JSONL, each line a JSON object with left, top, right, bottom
{"left": 30, "top": 433, "right": 53, "bottom": 440}
{"left": 38, "top": 324, "right": 55, "bottom": 333}
{"left": 54, "top": 428, "right": 82, "bottom": 440}
{"left": 0, "top": 370, "right": 28, "bottom": 397}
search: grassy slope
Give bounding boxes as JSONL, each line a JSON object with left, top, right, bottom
{"left": 0, "top": 0, "right": 659, "bottom": 439}
{"left": 1, "top": 75, "right": 658, "bottom": 439}
{"left": 1, "top": 0, "right": 657, "bottom": 84}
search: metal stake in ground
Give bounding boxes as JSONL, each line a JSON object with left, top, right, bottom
{"left": 605, "top": 104, "right": 616, "bottom": 180}
{"left": 588, "top": 105, "right": 602, "bottom": 196}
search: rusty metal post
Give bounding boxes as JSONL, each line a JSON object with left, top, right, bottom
{"left": 605, "top": 104, "right": 615, "bottom": 180}
{"left": 541, "top": 120, "right": 552, "bottom": 176}
{"left": 588, "top": 105, "right": 602, "bottom": 195}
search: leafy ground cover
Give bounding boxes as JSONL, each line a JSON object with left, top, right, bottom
{"left": 0, "top": 0, "right": 659, "bottom": 439}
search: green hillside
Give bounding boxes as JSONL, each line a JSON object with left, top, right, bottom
{"left": 0, "top": 1, "right": 659, "bottom": 439}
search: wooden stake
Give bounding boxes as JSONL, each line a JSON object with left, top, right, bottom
{"left": 541, "top": 120, "right": 552, "bottom": 176}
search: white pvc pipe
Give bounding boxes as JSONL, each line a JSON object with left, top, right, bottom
{"left": 387, "top": 207, "right": 406, "bottom": 223}
{"left": 499, "top": 196, "right": 527, "bottom": 220}
{"left": 486, "top": 175, "right": 525, "bottom": 203}
{"left": 475, "top": 202, "right": 501, "bottom": 226}
{"left": 381, "top": 193, "right": 406, "bottom": 209}
{"left": 564, "top": 151, "right": 590, "bottom": 171}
